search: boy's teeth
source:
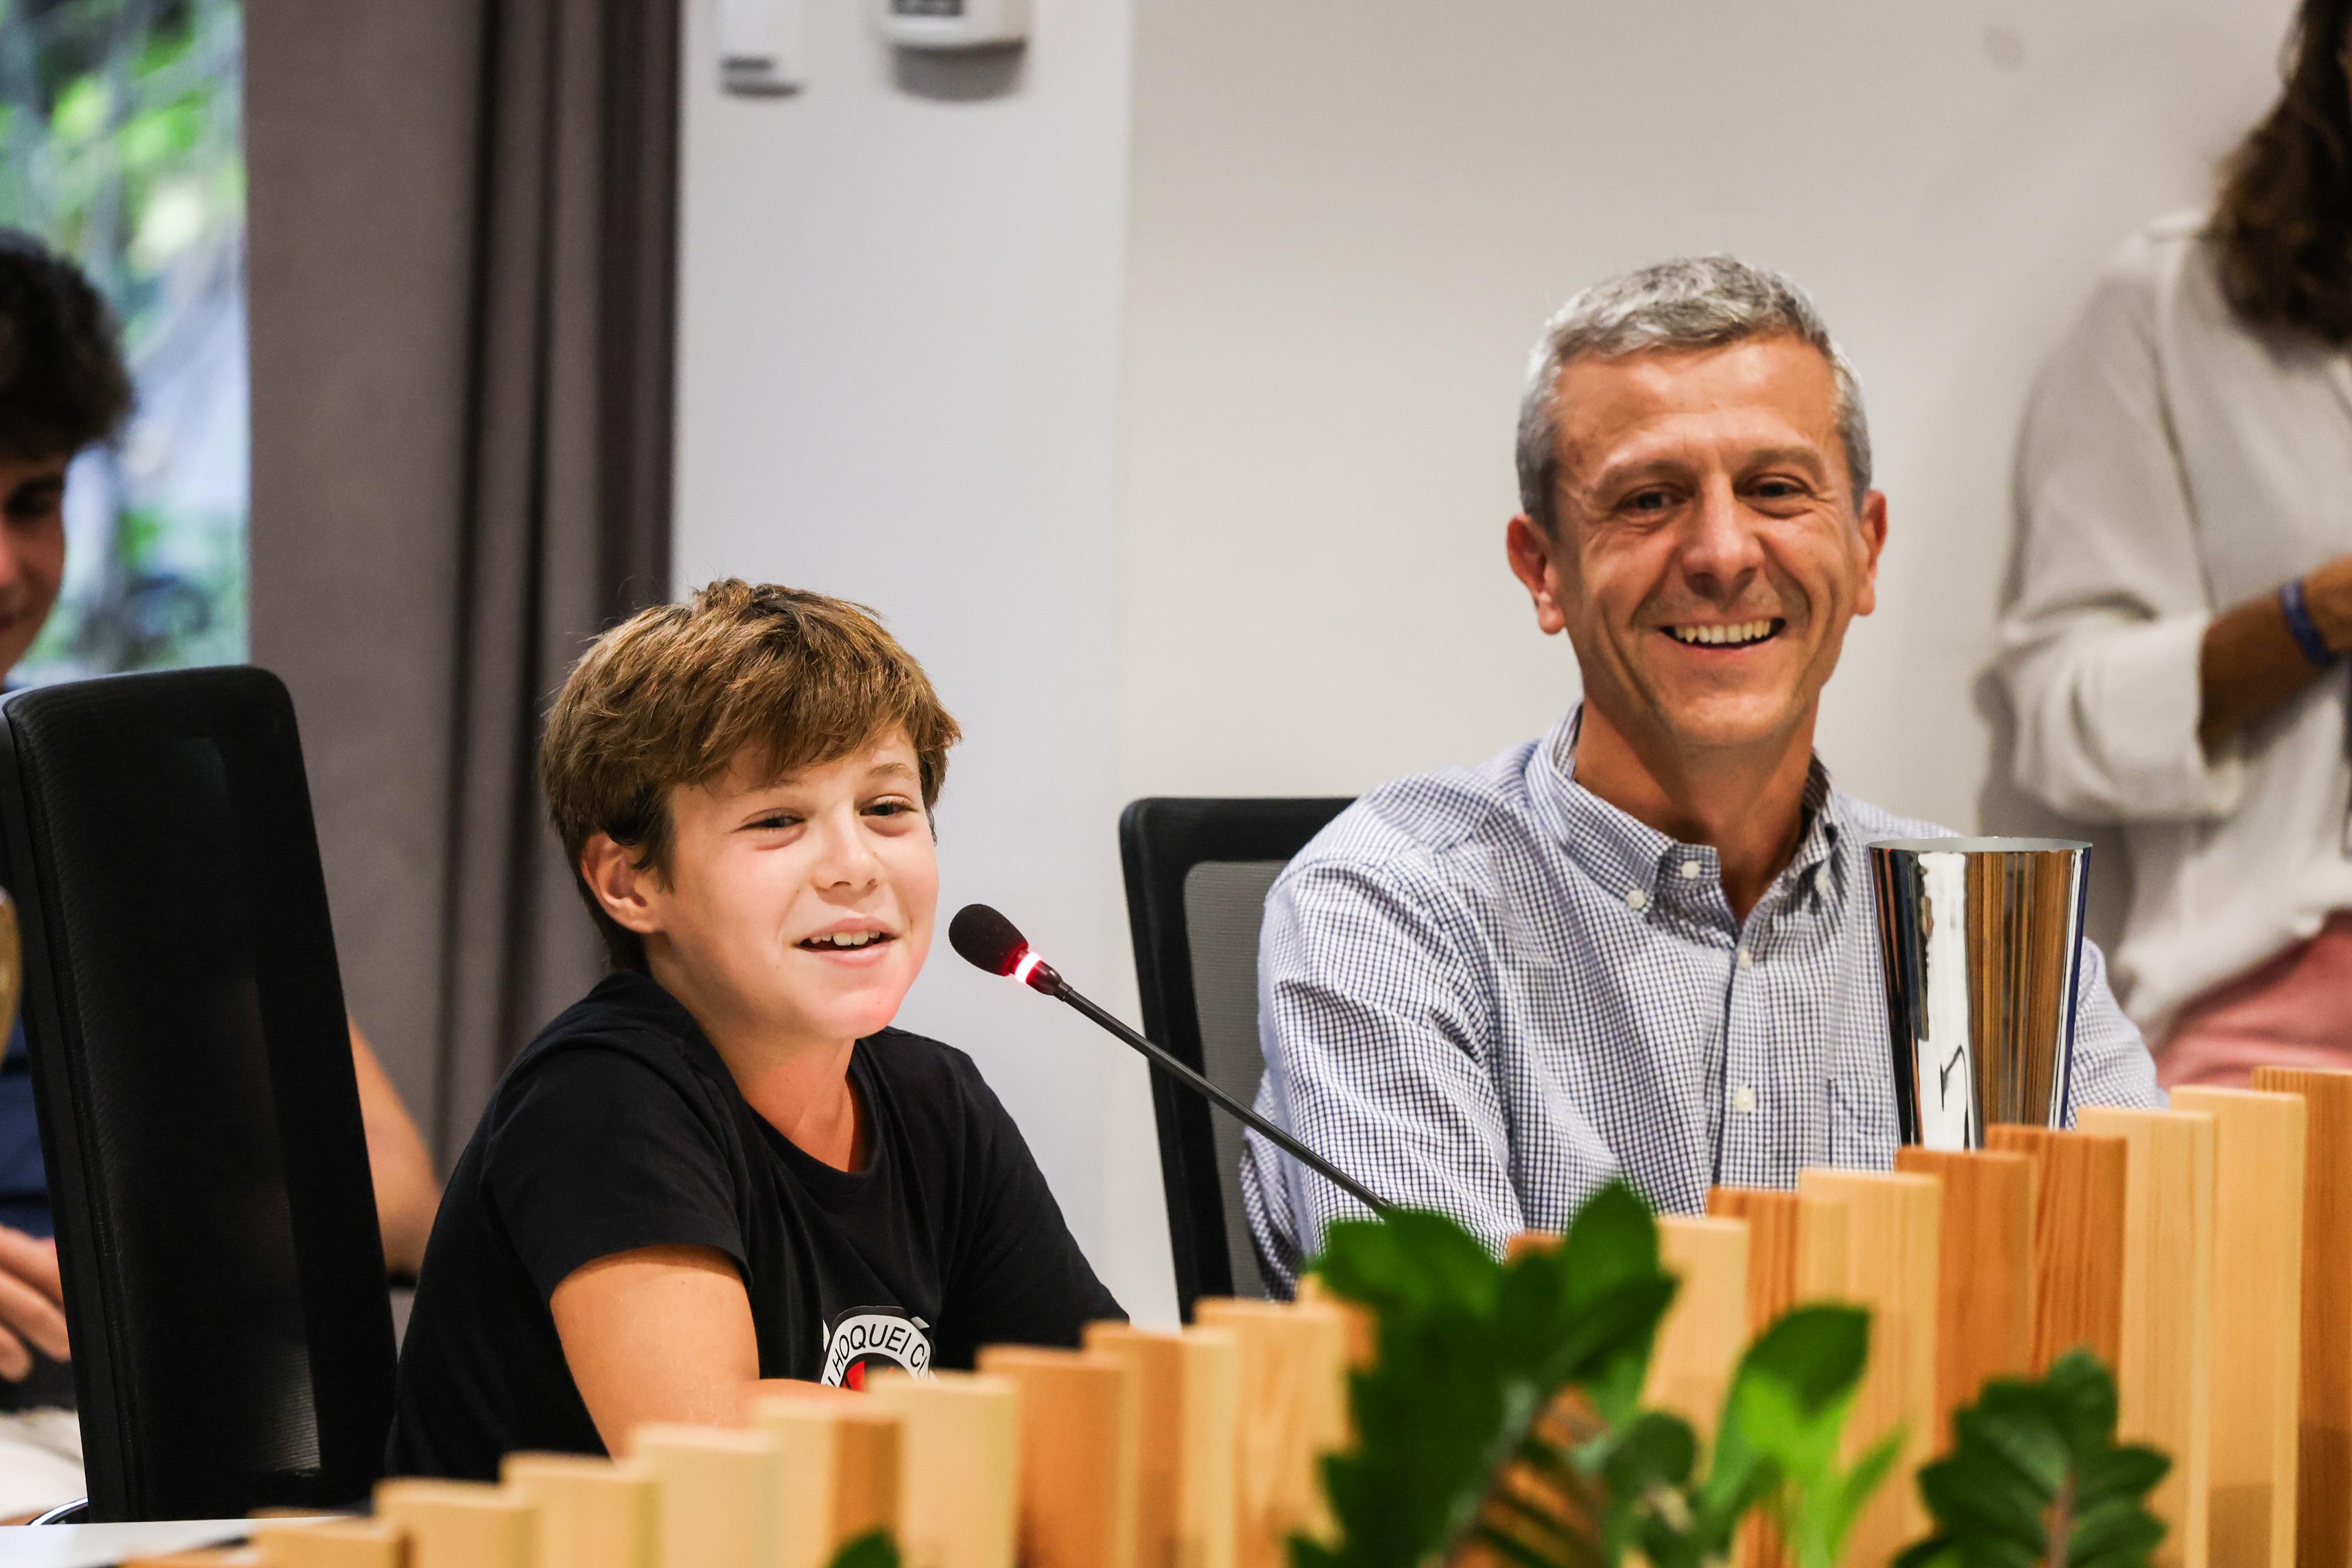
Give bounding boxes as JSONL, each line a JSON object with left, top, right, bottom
{"left": 812, "top": 931, "right": 883, "bottom": 948}
{"left": 1669, "top": 619, "right": 1774, "bottom": 646}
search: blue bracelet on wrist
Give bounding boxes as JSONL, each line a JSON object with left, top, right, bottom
{"left": 2281, "top": 578, "right": 2338, "bottom": 668}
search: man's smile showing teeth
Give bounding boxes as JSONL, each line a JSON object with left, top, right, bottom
{"left": 1665, "top": 618, "right": 1782, "bottom": 648}
{"left": 800, "top": 930, "right": 892, "bottom": 949}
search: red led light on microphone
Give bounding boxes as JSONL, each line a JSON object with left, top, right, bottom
{"left": 1010, "top": 950, "right": 1045, "bottom": 986}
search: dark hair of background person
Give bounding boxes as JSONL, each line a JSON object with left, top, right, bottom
{"left": 2213, "top": 0, "right": 2352, "bottom": 341}
{"left": 0, "top": 229, "right": 134, "bottom": 461}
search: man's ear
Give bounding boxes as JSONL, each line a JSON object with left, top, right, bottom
{"left": 580, "top": 833, "right": 665, "bottom": 937}
{"left": 1852, "top": 488, "right": 1889, "bottom": 618}
{"left": 1505, "top": 512, "right": 1572, "bottom": 637}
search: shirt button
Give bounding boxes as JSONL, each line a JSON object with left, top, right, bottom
{"left": 1733, "top": 1084, "right": 1757, "bottom": 1114}
{"left": 1678, "top": 860, "right": 1703, "bottom": 879}
{"left": 1737, "top": 947, "right": 1755, "bottom": 970}
{"left": 1626, "top": 887, "right": 1650, "bottom": 912}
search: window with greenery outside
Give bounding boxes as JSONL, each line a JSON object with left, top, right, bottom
{"left": 1, "top": 0, "right": 246, "bottom": 678}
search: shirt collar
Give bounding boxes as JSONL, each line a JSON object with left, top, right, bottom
{"left": 1525, "top": 704, "right": 1846, "bottom": 916}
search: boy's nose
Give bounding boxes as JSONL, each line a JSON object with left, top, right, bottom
{"left": 810, "top": 813, "right": 883, "bottom": 886}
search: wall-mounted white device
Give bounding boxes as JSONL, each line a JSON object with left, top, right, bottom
{"left": 873, "top": 0, "right": 1030, "bottom": 51}
{"left": 719, "top": 0, "right": 807, "bottom": 95}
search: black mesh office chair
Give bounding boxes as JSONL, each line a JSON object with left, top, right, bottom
{"left": 1119, "top": 796, "right": 1351, "bottom": 1319}
{"left": 0, "top": 668, "right": 396, "bottom": 1520}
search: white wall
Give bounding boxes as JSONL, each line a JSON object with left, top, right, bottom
{"left": 676, "top": 0, "right": 2294, "bottom": 1325}
{"left": 1116, "top": 0, "right": 2294, "bottom": 827}
{"left": 672, "top": 0, "right": 1175, "bottom": 1320}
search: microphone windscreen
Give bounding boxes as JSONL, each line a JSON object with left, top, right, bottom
{"left": 949, "top": 903, "right": 1028, "bottom": 977}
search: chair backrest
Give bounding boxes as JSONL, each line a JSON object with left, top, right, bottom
{"left": 1119, "top": 796, "right": 1351, "bottom": 1318}
{"left": 0, "top": 669, "right": 394, "bottom": 1520}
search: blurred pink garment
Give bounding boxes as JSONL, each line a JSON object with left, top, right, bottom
{"left": 2158, "top": 910, "right": 2352, "bottom": 1089}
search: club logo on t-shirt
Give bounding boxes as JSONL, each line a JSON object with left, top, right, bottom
{"left": 820, "top": 1305, "right": 935, "bottom": 1390}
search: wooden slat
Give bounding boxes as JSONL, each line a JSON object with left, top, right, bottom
{"left": 251, "top": 1520, "right": 404, "bottom": 1568}
{"left": 753, "top": 1388, "right": 904, "bottom": 1568}
{"left": 1705, "top": 1186, "right": 1849, "bottom": 1568}
{"left": 123, "top": 1553, "right": 263, "bottom": 1568}
{"left": 375, "top": 1479, "right": 534, "bottom": 1568}
{"left": 1796, "top": 1168, "right": 1940, "bottom": 1567}
{"left": 1085, "top": 1320, "right": 1241, "bottom": 1568}
{"left": 252, "top": 1519, "right": 406, "bottom": 1568}
{"left": 2172, "top": 1086, "right": 2305, "bottom": 1568}
{"left": 1986, "top": 1125, "right": 2128, "bottom": 1372}
{"left": 1646, "top": 1216, "right": 1749, "bottom": 1444}
{"left": 2077, "top": 1105, "right": 2218, "bottom": 1568}
{"left": 1294, "top": 1274, "right": 1376, "bottom": 1371}
{"left": 976, "top": 1346, "right": 1141, "bottom": 1568}
{"left": 1192, "top": 1298, "right": 1350, "bottom": 1567}
{"left": 1707, "top": 1186, "right": 1849, "bottom": 1333}
{"left": 866, "top": 1369, "right": 1021, "bottom": 1568}
{"left": 1894, "top": 1147, "right": 2036, "bottom": 1447}
{"left": 2253, "top": 1065, "right": 2352, "bottom": 1568}
{"left": 630, "top": 1425, "right": 781, "bottom": 1568}
{"left": 500, "top": 1453, "right": 656, "bottom": 1568}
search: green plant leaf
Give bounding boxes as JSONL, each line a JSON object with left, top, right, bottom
{"left": 1302, "top": 1184, "right": 1895, "bottom": 1568}
{"left": 825, "top": 1532, "right": 899, "bottom": 1568}
{"left": 1899, "top": 1351, "right": 2169, "bottom": 1568}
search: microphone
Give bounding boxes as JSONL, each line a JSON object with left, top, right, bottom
{"left": 948, "top": 903, "right": 1391, "bottom": 1217}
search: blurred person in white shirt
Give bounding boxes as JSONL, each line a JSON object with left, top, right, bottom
{"left": 2001, "top": 0, "right": 2352, "bottom": 1087}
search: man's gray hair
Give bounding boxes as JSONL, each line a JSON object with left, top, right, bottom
{"left": 1514, "top": 256, "right": 1873, "bottom": 531}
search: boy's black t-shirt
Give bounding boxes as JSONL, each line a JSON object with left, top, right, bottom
{"left": 386, "top": 969, "right": 1124, "bottom": 1480}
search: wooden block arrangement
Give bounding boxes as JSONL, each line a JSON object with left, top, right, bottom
{"left": 1986, "top": 1124, "right": 2128, "bottom": 1373}
{"left": 2172, "top": 1086, "right": 2307, "bottom": 1568}
{"left": 974, "top": 1345, "right": 1140, "bottom": 1568}
{"left": 1646, "top": 1215, "right": 1750, "bottom": 1442}
{"left": 375, "top": 1479, "right": 534, "bottom": 1568}
{"left": 753, "top": 1387, "right": 903, "bottom": 1568}
{"left": 2253, "top": 1065, "right": 2352, "bottom": 1568}
{"left": 1086, "top": 1321, "right": 1242, "bottom": 1568}
{"left": 184, "top": 1089, "right": 2352, "bottom": 1568}
{"left": 500, "top": 1453, "right": 656, "bottom": 1568}
{"left": 866, "top": 1369, "right": 1020, "bottom": 1568}
{"left": 2077, "top": 1106, "right": 2218, "bottom": 1568}
{"left": 1796, "top": 1168, "right": 1940, "bottom": 1565}
{"left": 1893, "top": 1147, "right": 2035, "bottom": 1449}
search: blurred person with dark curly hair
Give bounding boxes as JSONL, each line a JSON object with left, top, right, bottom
{"left": 0, "top": 234, "right": 443, "bottom": 1490}
{"left": 2002, "top": 0, "right": 2352, "bottom": 1087}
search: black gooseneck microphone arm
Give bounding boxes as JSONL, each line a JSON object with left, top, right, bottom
{"left": 1036, "top": 964, "right": 1392, "bottom": 1218}
{"left": 948, "top": 902, "right": 1392, "bottom": 1217}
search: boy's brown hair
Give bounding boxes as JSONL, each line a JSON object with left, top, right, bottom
{"left": 541, "top": 579, "right": 961, "bottom": 970}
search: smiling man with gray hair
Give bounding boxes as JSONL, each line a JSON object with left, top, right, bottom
{"left": 1242, "top": 257, "right": 2161, "bottom": 1292}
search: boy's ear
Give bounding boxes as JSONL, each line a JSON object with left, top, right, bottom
{"left": 580, "top": 833, "right": 665, "bottom": 937}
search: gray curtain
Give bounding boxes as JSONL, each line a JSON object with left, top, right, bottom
{"left": 245, "top": 0, "right": 678, "bottom": 1155}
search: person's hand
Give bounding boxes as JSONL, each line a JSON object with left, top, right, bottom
{"left": 0, "top": 1226, "right": 67, "bottom": 1381}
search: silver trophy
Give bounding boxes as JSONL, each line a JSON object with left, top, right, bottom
{"left": 1868, "top": 837, "right": 2091, "bottom": 1150}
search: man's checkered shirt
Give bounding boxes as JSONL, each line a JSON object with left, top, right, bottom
{"left": 1242, "top": 709, "right": 2164, "bottom": 1294}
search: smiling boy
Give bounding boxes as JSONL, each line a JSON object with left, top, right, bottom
{"left": 386, "top": 580, "right": 1119, "bottom": 1479}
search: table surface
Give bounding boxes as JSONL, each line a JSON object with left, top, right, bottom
{"left": 0, "top": 1518, "right": 271, "bottom": 1566}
